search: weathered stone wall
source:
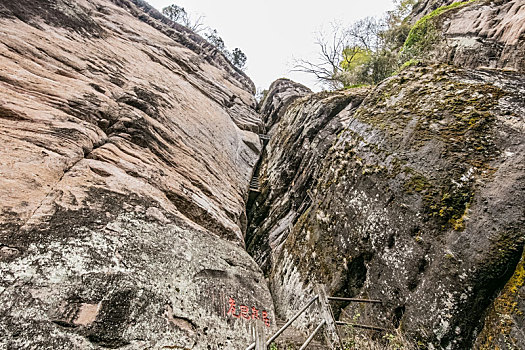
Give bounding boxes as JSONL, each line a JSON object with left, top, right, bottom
{"left": 0, "top": 0, "right": 274, "bottom": 348}
{"left": 475, "top": 249, "right": 525, "bottom": 349}
{"left": 252, "top": 63, "right": 525, "bottom": 348}
{"left": 409, "top": 0, "right": 525, "bottom": 73}
{"left": 247, "top": 2, "right": 525, "bottom": 347}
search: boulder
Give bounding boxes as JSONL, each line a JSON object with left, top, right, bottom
{"left": 251, "top": 64, "right": 525, "bottom": 348}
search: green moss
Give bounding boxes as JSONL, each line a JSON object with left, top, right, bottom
{"left": 401, "top": 167, "right": 473, "bottom": 231}
{"left": 403, "top": 0, "right": 478, "bottom": 56}
{"left": 405, "top": 174, "right": 431, "bottom": 193}
{"left": 450, "top": 203, "right": 469, "bottom": 231}
{"left": 278, "top": 63, "right": 508, "bottom": 305}
{"left": 398, "top": 59, "right": 420, "bottom": 73}
{"left": 354, "top": 65, "right": 505, "bottom": 232}
{"left": 345, "top": 83, "right": 371, "bottom": 90}
{"left": 476, "top": 248, "right": 525, "bottom": 349}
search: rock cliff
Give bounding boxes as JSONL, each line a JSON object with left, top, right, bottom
{"left": 248, "top": 1, "right": 525, "bottom": 348}
{"left": 407, "top": 0, "right": 525, "bottom": 73}
{"left": 1, "top": 0, "right": 524, "bottom": 349}
{"left": 0, "top": 0, "right": 273, "bottom": 348}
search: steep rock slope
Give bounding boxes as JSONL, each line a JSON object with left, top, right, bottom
{"left": 258, "top": 78, "right": 312, "bottom": 131}
{"left": 247, "top": 79, "right": 368, "bottom": 274}
{"left": 251, "top": 64, "right": 524, "bottom": 348}
{"left": 0, "top": 0, "right": 273, "bottom": 348}
{"left": 476, "top": 249, "right": 525, "bottom": 349}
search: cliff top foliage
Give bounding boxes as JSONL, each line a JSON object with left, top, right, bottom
{"left": 294, "top": 0, "right": 478, "bottom": 89}
{"left": 403, "top": 0, "right": 478, "bottom": 56}
{"left": 293, "top": 0, "right": 416, "bottom": 89}
{"left": 162, "top": 4, "right": 247, "bottom": 70}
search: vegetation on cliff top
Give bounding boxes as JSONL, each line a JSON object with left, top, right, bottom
{"left": 293, "top": 0, "right": 415, "bottom": 89}
{"left": 402, "top": 0, "right": 478, "bottom": 57}
{"left": 295, "top": 0, "right": 479, "bottom": 89}
{"left": 162, "top": 3, "right": 247, "bottom": 70}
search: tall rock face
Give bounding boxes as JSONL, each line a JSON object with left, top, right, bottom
{"left": 475, "top": 249, "right": 525, "bottom": 349}
{"left": 251, "top": 37, "right": 524, "bottom": 350}
{"left": 258, "top": 78, "right": 312, "bottom": 131}
{"left": 0, "top": 0, "right": 274, "bottom": 348}
{"left": 246, "top": 80, "right": 367, "bottom": 274}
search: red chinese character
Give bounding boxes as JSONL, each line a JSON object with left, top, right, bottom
{"left": 227, "top": 297, "right": 240, "bottom": 318}
{"left": 251, "top": 306, "right": 260, "bottom": 320}
{"left": 262, "top": 310, "right": 270, "bottom": 327}
{"left": 239, "top": 305, "right": 251, "bottom": 320}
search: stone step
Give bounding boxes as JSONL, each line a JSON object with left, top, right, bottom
{"left": 268, "top": 319, "right": 326, "bottom": 350}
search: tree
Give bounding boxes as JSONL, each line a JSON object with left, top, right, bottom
{"left": 294, "top": 0, "right": 417, "bottom": 89}
{"left": 162, "top": 4, "right": 249, "bottom": 71}
{"left": 162, "top": 4, "right": 185, "bottom": 23}
{"left": 382, "top": 0, "right": 416, "bottom": 50}
{"left": 204, "top": 29, "right": 227, "bottom": 52}
{"left": 293, "top": 19, "right": 381, "bottom": 89}
{"left": 346, "top": 17, "right": 381, "bottom": 51}
{"left": 162, "top": 4, "right": 205, "bottom": 33}
{"left": 292, "top": 23, "right": 351, "bottom": 89}
{"left": 204, "top": 30, "right": 247, "bottom": 70}
{"left": 231, "top": 48, "right": 247, "bottom": 70}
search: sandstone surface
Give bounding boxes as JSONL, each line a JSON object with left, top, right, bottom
{"left": 2, "top": 0, "right": 525, "bottom": 348}
{"left": 0, "top": 0, "right": 273, "bottom": 348}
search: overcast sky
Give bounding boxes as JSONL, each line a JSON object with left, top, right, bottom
{"left": 146, "top": 0, "right": 396, "bottom": 91}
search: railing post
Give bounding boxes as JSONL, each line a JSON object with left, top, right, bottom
{"left": 255, "top": 320, "right": 266, "bottom": 350}
{"left": 315, "top": 284, "right": 343, "bottom": 350}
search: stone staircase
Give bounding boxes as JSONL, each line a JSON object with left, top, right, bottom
{"left": 269, "top": 320, "right": 326, "bottom": 350}
{"left": 247, "top": 287, "right": 382, "bottom": 350}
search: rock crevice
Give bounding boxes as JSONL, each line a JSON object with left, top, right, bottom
{"left": 0, "top": 0, "right": 273, "bottom": 348}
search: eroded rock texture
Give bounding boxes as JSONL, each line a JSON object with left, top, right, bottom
{"left": 0, "top": 0, "right": 273, "bottom": 348}
{"left": 247, "top": 80, "right": 368, "bottom": 274}
{"left": 476, "top": 249, "right": 525, "bottom": 349}
{"left": 412, "top": 0, "right": 525, "bottom": 73}
{"left": 251, "top": 63, "right": 525, "bottom": 348}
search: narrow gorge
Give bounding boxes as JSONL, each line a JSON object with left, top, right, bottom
{"left": 0, "top": 0, "right": 524, "bottom": 349}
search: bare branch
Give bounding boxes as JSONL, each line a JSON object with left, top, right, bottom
{"left": 293, "top": 14, "right": 397, "bottom": 89}
{"left": 292, "top": 23, "right": 351, "bottom": 89}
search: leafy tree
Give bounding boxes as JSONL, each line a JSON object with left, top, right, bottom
{"left": 204, "top": 30, "right": 247, "bottom": 70}
{"left": 204, "top": 29, "right": 227, "bottom": 52}
{"left": 162, "top": 4, "right": 185, "bottom": 23}
{"left": 341, "top": 47, "right": 373, "bottom": 72}
{"left": 231, "top": 48, "right": 247, "bottom": 70}
{"left": 163, "top": 4, "right": 248, "bottom": 71}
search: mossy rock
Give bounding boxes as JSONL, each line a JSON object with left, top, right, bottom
{"left": 403, "top": 0, "right": 479, "bottom": 58}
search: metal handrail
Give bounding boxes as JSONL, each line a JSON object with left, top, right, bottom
{"left": 246, "top": 295, "right": 319, "bottom": 350}
{"left": 327, "top": 297, "right": 382, "bottom": 304}
{"left": 245, "top": 292, "right": 384, "bottom": 349}
{"left": 335, "top": 321, "right": 387, "bottom": 332}
{"left": 299, "top": 319, "right": 326, "bottom": 350}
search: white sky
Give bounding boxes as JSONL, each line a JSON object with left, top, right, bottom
{"left": 146, "top": 0, "right": 396, "bottom": 91}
